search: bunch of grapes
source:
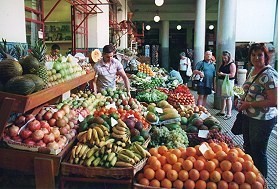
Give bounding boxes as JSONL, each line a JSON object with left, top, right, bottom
{"left": 186, "top": 133, "right": 207, "bottom": 147}
{"left": 207, "top": 130, "right": 235, "bottom": 148}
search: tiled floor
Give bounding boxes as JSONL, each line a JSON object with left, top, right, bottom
{"left": 0, "top": 89, "right": 277, "bottom": 189}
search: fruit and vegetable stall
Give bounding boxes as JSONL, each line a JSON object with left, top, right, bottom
{"left": 0, "top": 50, "right": 265, "bottom": 189}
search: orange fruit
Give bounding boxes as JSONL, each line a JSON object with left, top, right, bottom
{"left": 227, "top": 151, "right": 239, "bottom": 163}
{"left": 211, "top": 158, "right": 220, "bottom": 167}
{"left": 209, "top": 142, "right": 217, "bottom": 149}
{"left": 220, "top": 160, "right": 232, "bottom": 171}
{"left": 216, "top": 150, "right": 227, "bottom": 161}
{"left": 149, "top": 179, "right": 160, "bottom": 187}
{"left": 239, "top": 182, "right": 252, "bottom": 189}
{"left": 251, "top": 181, "right": 264, "bottom": 189}
{"left": 149, "top": 159, "right": 161, "bottom": 171}
{"left": 179, "top": 147, "right": 186, "bottom": 152}
{"left": 232, "top": 161, "right": 243, "bottom": 172}
{"left": 158, "top": 146, "right": 168, "bottom": 155}
{"left": 155, "top": 169, "right": 165, "bottom": 181}
{"left": 149, "top": 147, "right": 158, "bottom": 156}
{"left": 194, "top": 159, "right": 205, "bottom": 171}
{"left": 199, "top": 170, "right": 210, "bottom": 181}
{"left": 184, "top": 179, "right": 195, "bottom": 189}
{"left": 138, "top": 177, "right": 149, "bottom": 186}
{"left": 194, "top": 145, "right": 203, "bottom": 156}
{"left": 197, "top": 155, "right": 207, "bottom": 163}
{"left": 161, "top": 178, "right": 172, "bottom": 188}
{"left": 182, "top": 159, "right": 193, "bottom": 171}
{"left": 143, "top": 167, "right": 155, "bottom": 180}
{"left": 186, "top": 147, "right": 197, "bottom": 157}
{"left": 204, "top": 160, "right": 216, "bottom": 172}
{"left": 172, "top": 162, "right": 182, "bottom": 172}
{"left": 217, "top": 180, "right": 229, "bottom": 189}
{"left": 178, "top": 157, "right": 184, "bottom": 164}
{"left": 228, "top": 148, "right": 239, "bottom": 154}
{"left": 222, "top": 170, "right": 234, "bottom": 182}
{"left": 204, "top": 149, "right": 216, "bottom": 160}
{"left": 181, "top": 150, "right": 188, "bottom": 159}
{"left": 173, "top": 179, "right": 184, "bottom": 189}
{"left": 236, "top": 147, "right": 246, "bottom": 157}
{"left": 166, "top": 153, "right": 178, "bottom": 165}
{"left": 189, "top": 169, "right": 200, "bottom": 181}
{"left": 148, "top": 156, "right": 158, "bottom": 164}
{"left": 243, "top": 154, "right": 253, "bottom": 162}
{"left": 219, "top": 142, "right": 229, "bottom": 152}
{"left": 166, "top": 169, "right": 178, "bottom": 181}
{"left": 245, "top": 171, "right": 257, "bottom": 184}
{"left": 162, "top": 163, "right": 172, "bottom": 173}
{"left": 209, "top": 170, "right": 221, "bottom": 183}
{"left": 212, "top": 144, "right": 223, "bottom": 153}
{"left": 195, "top": 179, "right": 207, "bottom": 189}
{"left": 206, "top": 181, "right": 217, "bottom": 189}
{"left": 215, "top": 167, "right": 223, "bottom": 174}
{"left": 237, "top": 157, "right": 245, "bottom": 164}
{"left": 233, "top": 171, "right": 245, "bottom": 184}
{"left": 158, "top": 155, "right": 167, "bottom": 165}
{"left": 256, "top": 175, "right": 265, "bottom": 185}
{"left": 178, "top": 170, "right": 189, "bottom": 181}
{"left": 172, "top": 149, "right": 182, "bottom": 158}
{"left": 187, "top": 156, "right": 196, "bottom": 163}
{"left": 252, "top": 165, "right": 260, "bottom": 175}
{"left": 242, "top": 160, "right": 254, "bottom": 172}
{"left": 228, "top": 182, "right": 239, "bottom": 189}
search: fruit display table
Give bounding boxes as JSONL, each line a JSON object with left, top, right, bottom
{"left": 0, "top": 72, "right": 94, "bottom": 189}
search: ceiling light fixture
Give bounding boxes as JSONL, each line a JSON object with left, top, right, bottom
{"left": 177, "top": 25, "right": 182, "bottom": 30}
{"left": 154, "top": 10, "right": 160, "bottom": 22}
{"left": 146, "top": 25, "right": 151, "bottom": 30}
{"left": 155, "top": 0, "right": 164, "bottom": 6}
{"left": 209, "top": 25, "right": 214, "bottom": 30}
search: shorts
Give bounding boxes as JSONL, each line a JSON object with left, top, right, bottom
{"left": 197, "top": 86, "right": 212, "bottom": 95}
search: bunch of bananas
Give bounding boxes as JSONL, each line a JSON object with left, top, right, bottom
{"left": 77, "top": 124, "right": 110, "bottom": 147}
{"left": 115, "top": 143, "right": 151, "bottom": 167}
{"left": 111, "top": 119, "right": 131, "bottom": 143}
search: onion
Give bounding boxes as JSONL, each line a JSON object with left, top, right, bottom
{"left": 47, "top": 141, "right": 59, "bottom": 150}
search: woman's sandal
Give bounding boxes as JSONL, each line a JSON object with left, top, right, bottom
{"left": 216, "top": 112, "right": 225, "bottom": 116}
{"left": 223, "top": 115, "right": 232, "bottom": 120}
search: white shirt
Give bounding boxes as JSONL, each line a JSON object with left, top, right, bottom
{"left": 180, "top": 57, "right": 190, "bottom": 71}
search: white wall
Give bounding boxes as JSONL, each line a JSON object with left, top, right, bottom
{"left": 236, "top": 0, "right": 277, "bottom": 42}
{"left": 0, "top": 0, "right": 26, "bottom": 43}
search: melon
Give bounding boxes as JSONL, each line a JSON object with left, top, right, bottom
{"left": 23, "top": 74, "right": 45, "bottom": 92}
{"left": 21, "top": 55, "right": 40, "bottom": 74}
{"left": 0, "top": 59, "right": 23, "bottom": 83}
{"left": 5, "top": 76, "right": 35, "bottom": 95}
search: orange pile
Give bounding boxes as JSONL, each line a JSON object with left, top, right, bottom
{"left": 137, "top": 63, "right": 155, "bottom": 77}
{"left": 136, "top": 143, "right": 265, "bottom": 189}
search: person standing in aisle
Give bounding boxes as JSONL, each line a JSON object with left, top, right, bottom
{"left": 193, "top": 51, "right": 216, "bottom": 106}
{"left": 91, "top": 44, "right": 131, "bottom": 97}
{"left": 216, "top": 51, "right": 236, "bottom": 119}
{"left": 179, "top": 52, "right": 191, "bottom": 85}
{"left": 235, "top": 43, "right": 277, "bottom": 178}
{"left": 46, "top": 44, "right": 61, "bottom": 61}
{"left": 169, "top": 67, "right": 183, "bottom": 84}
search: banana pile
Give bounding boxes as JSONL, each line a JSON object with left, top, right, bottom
{"left": 77, "top": 124, "right": 110, "bottom": 147}
{"left": 111, "top": 119, "right": 131, "bottom": 143}
{"left": 115, "top": 143, "right": 151, "bottom": 167}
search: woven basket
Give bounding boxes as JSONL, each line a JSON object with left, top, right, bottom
{"left": 61, "top": 157, "right": 147, "bottom": 179}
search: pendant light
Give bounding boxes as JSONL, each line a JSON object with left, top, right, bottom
{"left": 209, "top": 25, "right": 214, "bottom": 30}
{"left": 146, "top": 25, "right": 151, "bottom": 30}
{"left": 177, "top": 25, "right": 182, "bottom": 30}
{"left": 155, "top": 0, "right": 164, "bottom": 6}
{"left": 154, "top": 10, "right": 160, "bottom": 22}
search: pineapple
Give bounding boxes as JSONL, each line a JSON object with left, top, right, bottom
{"left": 30, "top": 39, "right": 49, "bottom": 85}
{"left": 13, "top": 43, "right": 27, "bottom": 61}
{"left": 0, "top": 38, "right": 15, "bottom": 60}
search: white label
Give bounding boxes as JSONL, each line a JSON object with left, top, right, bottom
{"left": 199, "top": 143, "right": 210, "bottom": 155}
{"left": 155, "top": 107, "right": 163, "bottom": 114}
{"left": 199, "top": 112, "right": 209, "bottom": 120}
{"left": 62, "top": 91, "right": 71, "bottom": 101}
{"left": 198, "top": 130, "right": 209, "bottom": 138}
{"left": 78, "top": 114, "right": 84, "bottom": 122}
{"left": 38, "top": 30, "right": 43, "bottom": 39}
{"left": 105, "top": 102, "right": 116, "bottom": 109}
{"left": 111, "top": 117, "right": 118, "bottom": 127}
{"left": 45, "top": 61, "right": 54, "bottom": 70}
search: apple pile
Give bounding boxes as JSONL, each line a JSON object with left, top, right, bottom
{"left": 4, "top": 104, "right": 78, "bottom": 151}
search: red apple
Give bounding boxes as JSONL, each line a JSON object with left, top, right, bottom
{"left": 51, "top": 127, "right": 60, "bottom": 139}
{"left": 35, "top": 114, "right": 43, "bottom": 121}
{"left": 41, "top": 127, "right": 50, "bottom": 135}
{"left": 12, "top": 135, "right": 22, "bottom": 142}
{"left": 25, "top": 114, "right": 35, "bottom": 122}
{"left": 43, "top": 133, "right": 55, "bottom": 144}
{"left": 28, "top": 120, "right": 41, "bottom": 131}
{"left": 32, "top": 130, "right": 45, "bottom": 141}
{"left": 40, "top": 121, "right": 50, "bottom": 130}
{"left": 59, "top": 126, "right": 69, "bottom": 135}
{"left": 61, "top": 104, "right": 70, "bottom": 114}
{"left": 24, "top": 138, "right": 36, "bottom": 145}
{"left": 48, "top": 118, "right": 57, "bottom": 127}
{"left": 43, "top": 111, "right": 53, "bottom": 120}
{"left": 8, "top": 125, "right": 20, "bottom": 137}
{"left": 36, "top": 140, "right": 47, "bottom": 147}
{"left": 14, "top": 115, "right": 26, "bottom": 126}
{"left": 20, "top": 129, "right": 32, "bottom": 139}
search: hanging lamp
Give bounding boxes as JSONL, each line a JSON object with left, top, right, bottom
{"left": 146, "top": 25, "right": 151, "bottom": 30}
{"left": 155, "top": 0, "right": 164, "bottom": 6}
{"left": 154, "top": 10, "right": 160, "bottom": 22}
{"left": 177, "top": 25, "right": 182, "bottom": 30}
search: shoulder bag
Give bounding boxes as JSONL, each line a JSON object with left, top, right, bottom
{"left": 231, "top": 67, "right": 269, "bottom": 135}
{"left": 191, "top": 63, "right": 204, "bottom": 85}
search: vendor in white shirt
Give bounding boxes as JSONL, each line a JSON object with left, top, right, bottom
{"left": 179, "top": 52, "right": 191, "bottom": 84}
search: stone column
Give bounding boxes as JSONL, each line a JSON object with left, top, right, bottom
{"left": 214, "top": 0, "right": 237, "bottom": 109}
{"left": 193, "top": 0, "right": 206, "bottom": 66}
{"left": 161, "top": 20, "right": 169, "bottom": 70}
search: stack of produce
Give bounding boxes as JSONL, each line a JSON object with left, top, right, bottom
{"left": 68, "top": 119, "right": 150, "bottom": 168}
{"left": 167, "top": 85, "right": 196, "bottom": 108}
{"left": 130, "top": 73, "right": 165, "bottom": 90}
{"left": 184, "top": 114, "right": 221, "bottom": 133}
{"left": 135, "top": 143, "right": 266, "bottom": 189}
{"left": 136, "top": 89, "right": 168, "bottom": 103}
{"left": 137, "top": 63, "right": 155, "bottom": 76}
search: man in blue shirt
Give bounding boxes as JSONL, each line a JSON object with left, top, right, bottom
{"left": 169, "top": 67, "right": 183, "bottom": 84}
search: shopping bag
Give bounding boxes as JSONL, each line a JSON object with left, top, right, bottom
{"left": 186, "top": 65, "right": 193, "bottom": 76}
{"left": 221, "top": 75, "right": 234, "bottom": 97}
{"left": 231, "top": 112, "right": 243, "bottom": 135}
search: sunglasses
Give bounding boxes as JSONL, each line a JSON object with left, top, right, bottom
{"left": 222, "top": 51, "right": 230, "bottom": 55}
